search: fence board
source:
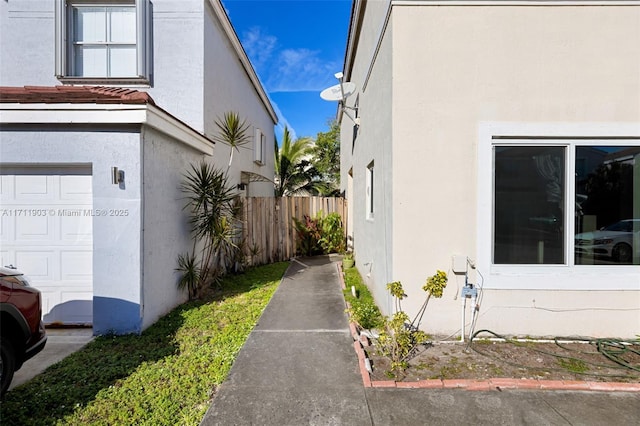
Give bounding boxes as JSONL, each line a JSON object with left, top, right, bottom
{"left": 240, "top": 196, "right": 347, "bottom": 266}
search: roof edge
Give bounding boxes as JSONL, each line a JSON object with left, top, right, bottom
{"left": 0, "top": 102, "right": 215, "bottom": 156}
{"left": 207, "top": 0, "right": 278, "bottom": 125}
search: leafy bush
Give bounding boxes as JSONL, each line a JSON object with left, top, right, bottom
{"left": 374, "top": 271, "right": 449, "bottom": 377}
{"left": 293, "top": 211, "right": 345, "bottom": 256}
{"left": 319, "top": 212, "right": 345, "bottom": 254}
{"left": 377, "top": 311, "right": 429, "bottom": 374}
{"left": 293, "top": 214, "right": 324, "bottom": 256}
{"left": 343, "top": 268, "right": 384, "bottom": 330}
{"left": 347, "top": 300, "right": 384, "bottom": 330}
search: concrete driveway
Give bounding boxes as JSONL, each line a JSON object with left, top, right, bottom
{"left": 8, "top": 327, "right": 93, "bottom": 391}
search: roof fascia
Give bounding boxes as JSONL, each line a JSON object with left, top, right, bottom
{"left": 394, "top": 1, "right": 640, "bottom": 5}
{"left": 0, "top": 103, "right": 214, "bottom": 156}
{"left": 207, "top": 0, "right": 278, "bottom": 125}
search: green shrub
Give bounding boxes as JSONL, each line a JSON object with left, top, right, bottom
{"left": 343, "top": 268, "right": 384, "bottom": 330}
{"left": 293, "top": 214, "right": 324, "bottom": 256}
{"left": 293, "top": 211, "right": 345, "bottom": 256}
{"left": 319, "top": 212, "right": 345, "bottom": 254}
{"left": 347, "top": 300, "right": 384, "bottom": 330}
{"left": 375, "top": 271, "right": 448, "bottom": 377}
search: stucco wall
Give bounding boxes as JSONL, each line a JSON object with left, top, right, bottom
{"left": 389, "top": 5, "right": 640, "bottom": 337}
{"left": 0, "top": 0, "right": 58, "bottom": 86}
{"left": 203, "top": 1, "right": 276, "bottom": 196}
{"left": 140, "top": 126, "right": 203, "bottom": 330}
{"left": 147, "top": 0, "right": 205, "bottom": 133}
{"left": 0, "top": 0, "right": 275, "bottom": 194}
{"left": 342, "top": 0, "right": 396, "bottom": 315}
{"left": 342, "top": 3, "right": 640, "bottom": 338}
{"left": 0, "top": 127, "right": 144, "bottom": 334}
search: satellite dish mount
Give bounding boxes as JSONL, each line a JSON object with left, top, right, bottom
{"left": 320, "top": 72, "right": 359, "bottom": 125}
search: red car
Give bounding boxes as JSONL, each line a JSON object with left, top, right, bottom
{"left": 1, "top": 266, "right": 47, "bottom": 396}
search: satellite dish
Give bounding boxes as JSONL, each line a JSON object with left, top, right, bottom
{"left": 320, "top": 82, "right": 356, "bottom": 102}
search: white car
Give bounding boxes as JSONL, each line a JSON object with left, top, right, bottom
{"left": 575, "top": 219, "right": 640, "bottom": 263}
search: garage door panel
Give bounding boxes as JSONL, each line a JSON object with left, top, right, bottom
{"left": 61, "top": 251, "right": 92, "bottom": 280}
{"left": 15, "top": 214, "right": 54, "bottom": 242}
{"left": 1, "top": 172, "right": 93, "bottom": 325}
{"left": 40, "top": 290, "right": 57, "bottom": 316}
{"left": 0, "top": 215, "right": 15, "bottom": 242}
{"left": 0, "top": 250, "right": 15, "bottom": 268}
{"left": 60, "top": 176, "right": 92, "bottom": 200}
{"left": 14, "top": 176, "right": 56, "bottom": 201}
{"left": 15, "top": 251, "right": 56, "bottom": 281}
{"left": 43, "top": 293, "right": 92, "bottom": 324}
{"left": 60, "top": 213, "right": 92, "bottom": 242}
{"left": 0, "top": 176, "right": 13, "bottom": 198}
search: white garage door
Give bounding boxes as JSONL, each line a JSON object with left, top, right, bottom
{"left": 0, "top": 168, "right": 93, "bottom": 325}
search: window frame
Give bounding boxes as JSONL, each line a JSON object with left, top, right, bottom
{"left": 55, "top": 0, "right": 151, "bottom": 85}
{"left": 477, "top": 122, "right": 640, "bottom": 290}
{"left": 253, "top": 128, "right": 266, "bottom": 166}
{"left": 366, "top": 160, "right": 374, "bottom": 220}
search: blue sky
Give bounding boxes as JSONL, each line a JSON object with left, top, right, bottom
{"left": 222, "top": 0, "right": 352, "bottom": 142}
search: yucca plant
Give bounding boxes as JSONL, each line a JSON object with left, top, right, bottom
{"left": 213, "top": 111, "right": 251, "bottom": 174}
{"left": 179, "top": 161, "right": 238, "bottom": 298}
{"left": 176, "top": 111, "right": 255, "bottom": 299}
{"left": 175, "top": 252, "right": 200, "bottom": 299}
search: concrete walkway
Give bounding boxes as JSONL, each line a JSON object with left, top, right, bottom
{"left": 9, "top": 327, "right": 93, "bottom": 391}
{"left": 201, "top": 256, "right": 640, "bottom": 425}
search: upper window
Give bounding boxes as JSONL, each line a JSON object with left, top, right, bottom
{"left": 366, "top": 161, "right": 374, "bottom": 220}
{"left": 55, "top": 0, "right": 150, "bottom": 83}
{"left": 254, "top": 128, "right": 266, "bottom": 166}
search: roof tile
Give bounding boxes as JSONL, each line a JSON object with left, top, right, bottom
{"left": 0, "top": 85, "right": 155, "bottom": 105}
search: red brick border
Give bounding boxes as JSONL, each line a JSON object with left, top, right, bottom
{"left": 336, "top": 262, "right": 640, "bottom": 392}
{"left": 337, "top": 261, "right": 640, "bottom": 393}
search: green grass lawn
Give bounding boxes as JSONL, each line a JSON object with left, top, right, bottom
{"left": 0, "top": 262, "right": 289, "bottom": 426}
{"left": 342, "top": 266, "right": 384, "bottom": 330}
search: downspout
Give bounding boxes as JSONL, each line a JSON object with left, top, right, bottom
{"left": 139, "top": 125, "right": 145, "bottom": 333}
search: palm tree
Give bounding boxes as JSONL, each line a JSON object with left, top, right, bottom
{"left": 274, "top": 127, "right": 322, "bottom": 196}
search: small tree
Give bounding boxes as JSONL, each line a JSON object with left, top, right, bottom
{"left": 310, "top": 120, "right": 340, "bottom": 196}
{"left": 375, "top": 271, "right": 448, "bottom": 377}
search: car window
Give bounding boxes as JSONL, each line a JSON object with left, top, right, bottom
{"left": 605, "top": 221, "right": 629, "bottom": 232}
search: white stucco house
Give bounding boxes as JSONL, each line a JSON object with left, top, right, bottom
{"left": 339, "top": 0, "right": 639, "bottom": 338}
{"left": 0, "top": 0, "right": 277, "bottom": 334}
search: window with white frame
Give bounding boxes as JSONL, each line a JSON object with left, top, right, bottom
{"left": 478, "top": 125, "right": 640, "bottom": 291}
{"left": 366, "top": 161, "right": 374, "bottom": 219}
{"left": 492, "top": 143, "right": 639, "bottom": 266}
{"left": 254, "top": 128, "right": 266, "bottom": 165}
{"left": 55, "top": 0, "right": 150, "bottom": 82}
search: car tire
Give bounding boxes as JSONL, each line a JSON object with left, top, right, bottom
{"left": 1, "top": 337, "right": 16, "bottom": 397}
{"left": 612, "top": 243, "right": 632, "bottom": 263}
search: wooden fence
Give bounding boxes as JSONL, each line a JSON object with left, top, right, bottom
{"left": 240, "top": 196, "right": 347, "bottom": 265}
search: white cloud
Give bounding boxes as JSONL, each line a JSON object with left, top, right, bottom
{"left": 240, "top": 27, "right": 339, "bottom": 94}
{"left": 269, "top": 99, "right": 297, "bottom": 143}
{"left": 268, "top": 48, "right": 339, "bottom": 93}
{"left": 241, "top": 27, "right": 277, "bottom": 70}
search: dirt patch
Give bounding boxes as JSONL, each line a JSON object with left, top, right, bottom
{"left": 364, "top": 336, "right": 640, "bottom": 383}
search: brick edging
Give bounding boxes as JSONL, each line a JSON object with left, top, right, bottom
{"left": 335, "top": 262, "right": 640, "bottom": 393}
